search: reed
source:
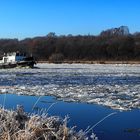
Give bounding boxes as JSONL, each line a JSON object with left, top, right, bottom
{"left": 0, "top": 105, "right": 98, "bottom": 140}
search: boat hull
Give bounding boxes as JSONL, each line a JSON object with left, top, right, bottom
{"left": 0, "top": 61, "right": 36, "bottom": 69}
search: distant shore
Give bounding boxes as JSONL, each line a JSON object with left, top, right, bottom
{"left": 38, "top": 60, "right": 140, "bottom": 64}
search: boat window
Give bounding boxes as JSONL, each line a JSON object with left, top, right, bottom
{"left": 16, "top": 53, "right": 19, "bottom": 56}
{"left": 4, "top": 57, "right": 8, "bottom": 63}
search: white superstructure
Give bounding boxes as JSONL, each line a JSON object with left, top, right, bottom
{"left": 0, "top": 52, "right": 26, "bottom": 64}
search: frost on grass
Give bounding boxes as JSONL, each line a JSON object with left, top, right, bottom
{"left": 0, "top": 105, "right": 98, "bottom": 140}
{"left": 0, "top": 63, "right": 140, "bottom": 111}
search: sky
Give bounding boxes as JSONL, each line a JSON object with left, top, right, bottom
{"left": 0, "top": 0, "right": 140, "bottom": 39}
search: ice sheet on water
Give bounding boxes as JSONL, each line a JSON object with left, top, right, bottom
{"left": 0, "top": 63, "right": 140, "bottom": 111}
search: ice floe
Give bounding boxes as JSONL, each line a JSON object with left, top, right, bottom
{"left": 0, "top": 63, "right": 140, "bottom": 111}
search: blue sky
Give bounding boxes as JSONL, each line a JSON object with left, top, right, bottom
{"left": 0, "top": 0, "right": 140, "bottom": 39}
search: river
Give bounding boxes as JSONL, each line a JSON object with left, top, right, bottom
{"left": 0, "top": 63, "right": 140, "bottom": 140}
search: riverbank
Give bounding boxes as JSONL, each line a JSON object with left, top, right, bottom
{"left": 38, "top": 60, "right": 140, "bottom": 64}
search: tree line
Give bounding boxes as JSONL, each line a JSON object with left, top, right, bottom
{"left": 0, "top": 32, "right": 140, "bottom": 62}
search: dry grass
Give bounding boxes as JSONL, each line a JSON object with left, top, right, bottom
{"left": 0, "top": 105, "right": 98, "bottom": 140}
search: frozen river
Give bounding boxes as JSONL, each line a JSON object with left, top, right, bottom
{"left": 0, "top": 63, "right": 140, "bottom": 140}
{"left": 0, "top": 63, "right": 140, "bottom": 111}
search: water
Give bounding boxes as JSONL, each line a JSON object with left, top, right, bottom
{"left": 0, "top": 63, "right": 140, "bottom": 140}
{"left": 0, "top": 94, "right": 140, "bottom": 140}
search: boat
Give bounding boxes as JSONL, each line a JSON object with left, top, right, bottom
{"left": 0, "top": 52, "right": 36, "bottom": 68}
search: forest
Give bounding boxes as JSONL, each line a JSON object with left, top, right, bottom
{"left": 0, "top": 26, "right": 140, "bottom": 62}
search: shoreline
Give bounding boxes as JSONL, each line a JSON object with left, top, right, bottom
{"left": 38, "top": 60, "right": 140, "bottom": 64}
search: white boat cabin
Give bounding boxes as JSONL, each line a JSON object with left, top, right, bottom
{"left": 0, "top": 52, "right": 26, "bottom": 64}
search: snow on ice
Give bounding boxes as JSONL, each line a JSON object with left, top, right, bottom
{"left": 0, "top": 63, "right": 140, "bottom": 111}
